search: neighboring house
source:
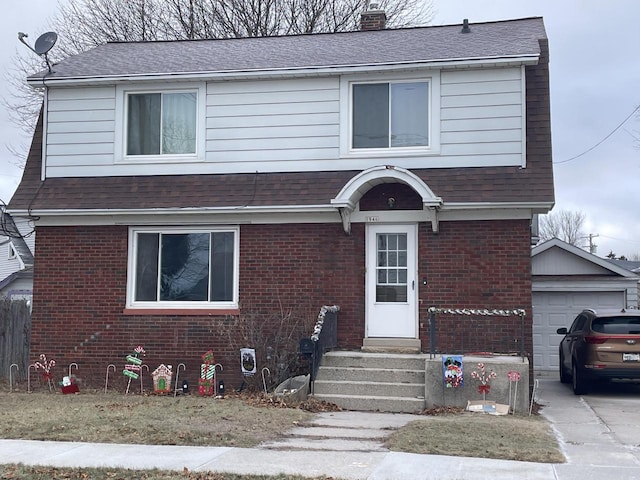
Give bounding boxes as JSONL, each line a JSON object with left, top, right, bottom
{"left": 0, "top": 213, "right": 34, "bottom": 300}
{"left": 8, "top": 11, "right": 554, "bottom": 387}
{"left": 532, "top": 238, "right": 640, "bottom": 373}
{"left": 606, "top": 258, "right": 640, "bottom": 275}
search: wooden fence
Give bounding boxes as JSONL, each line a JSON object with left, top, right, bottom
{"left": 0, "top": 297, "right": 31, "bottom": 383}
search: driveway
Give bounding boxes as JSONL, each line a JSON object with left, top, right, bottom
{"left": 537, "top": 374, "right": 640, "bottom": 479}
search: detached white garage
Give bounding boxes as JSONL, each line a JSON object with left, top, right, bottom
{"left": 532, "top": 239, "right": 639, "bottom": 373}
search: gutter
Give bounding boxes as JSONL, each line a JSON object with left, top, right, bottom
{"left": 10, "top": 200, "right": 553, "bottom": 219}
{"left": 27, "top": 54, "right": 540, "bottom": 87}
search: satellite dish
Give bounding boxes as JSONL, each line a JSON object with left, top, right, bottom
{"left": 34, "top": 32, "right": 57, "bottom": 55}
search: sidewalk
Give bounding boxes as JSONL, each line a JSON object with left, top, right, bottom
{"left": 2, "top": 378, "right": 640, "bottom": 479}
{"left": 0, "top": 438, "right": 555, "bottom": 479}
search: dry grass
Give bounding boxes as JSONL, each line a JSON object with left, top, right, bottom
{"left": 0, "top": 389, "right": 564, "bottom": 479}
{"left": 0, "top": 391, "right": 312, "bottom": 448}
{"left": 386, "top": 412, "right": 565, "bottom": 464}
{"left": 0, "top": 465, "right": 331, "bottom": 480}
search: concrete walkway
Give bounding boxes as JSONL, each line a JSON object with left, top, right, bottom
{"left": 2, "top": 378, "right": 640, "bottom": 479}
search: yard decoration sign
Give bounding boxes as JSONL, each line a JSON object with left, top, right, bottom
{"left": 442, "top": 356, "right": 463, "bottom": 388}
{"left": 60, "top": 375, "right": 79, "bottom": 394}
{"left": 241, "top": 348, "right": 256, "bottom": 376}
{"left": 507, "top": 370, "right": 521, "bottom": 414}
{"left": 34, "top": 353, "right": 56, "bottom": 392}
{"left": 471, "top": 362, "right": 497, "bottom": 401}
{"left": 199, "top": 350, "right": 215, "bottom": 396}
{"left": 152, "top": 364, "right": 173, "bottom": 394}
{"left": 123, "top": 345, "right": 145, "bottom": 380}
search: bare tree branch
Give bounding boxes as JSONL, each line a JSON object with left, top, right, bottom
{"left": 4, "top": 0, "right": 433, "bottom": 162}
{"left": 539, "top": 209, "right": 587, "bottom": 247}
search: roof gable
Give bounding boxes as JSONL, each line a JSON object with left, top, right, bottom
{"left": 0, "top": 213, "right": 33, "bottom": 269}
{"left": 532, "top": 238, "right": 637, "bottom": 278}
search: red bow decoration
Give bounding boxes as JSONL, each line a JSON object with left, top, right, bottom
{"left": 478, "top": 384, "right": 491, "bottom": 395}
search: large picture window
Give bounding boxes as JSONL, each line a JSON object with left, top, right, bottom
{"left": 352, "top": 81, "right": 429, "bottom": 149}
{"left": 128, "top": 227, "right": 238, "bottom": 308}
{"left": 126, "top": 91, "right": 197, "bottom": 156}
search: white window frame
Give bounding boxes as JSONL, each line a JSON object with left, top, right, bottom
{"left": 340, "top": 71, "right": 440, "bottom": 158}
{"left": 8, "top": 243, "right": 17, "bottom": 260}
{"left": 126, "top": 226, "right": 239, "bottom": 310}
{"left": 115, "top": 82, "right": 206, "bottom": 164}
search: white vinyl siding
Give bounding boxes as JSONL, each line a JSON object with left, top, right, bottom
{"left": 206, "top": 77, "right": 340, "bottom": 165}
{"left": 46, "top": 86, "right": 116, "bottom": 170}
{"left": 42, "top": 66, "right": 528, "bottom": 177}
{"left": 439, "top": 67, "right": 524, "bottom": 167}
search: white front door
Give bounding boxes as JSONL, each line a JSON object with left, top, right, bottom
{"left": 366, "top": 224, "right": 417, "bottom": 338}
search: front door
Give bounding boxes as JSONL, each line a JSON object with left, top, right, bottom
{"left": 366, "top": 224, "right": 417, "bottom": 338}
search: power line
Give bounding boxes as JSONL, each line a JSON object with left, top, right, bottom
{"left": 598, "top": 234, "right": 640, "bottom": 246}
{"left": 554, "top": 103, "right": 640, "bottom": 165}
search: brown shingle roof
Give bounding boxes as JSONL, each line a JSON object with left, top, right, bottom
{"left": 9, "top": 116, "right": 553, "bottom": 212}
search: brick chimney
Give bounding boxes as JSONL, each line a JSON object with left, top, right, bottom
{"left": 360, "top": 3, "right": 387, "bottom": 31}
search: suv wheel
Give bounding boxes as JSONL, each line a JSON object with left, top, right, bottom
{"left": 559, "top": 352, "right": 570, "bottom": 384}
{"left": 572, "top": 362, "right": 588, "bottom": 395}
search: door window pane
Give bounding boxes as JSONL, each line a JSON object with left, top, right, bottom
{"left": 376, "top": 233, "right": 408, "bottom": 303}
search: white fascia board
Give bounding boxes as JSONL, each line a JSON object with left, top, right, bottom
{"left": 29, "top": 54, "right": 540, "bottom": 87}
{"left": 442, "top": 202, "right": 553, "bottom": 212}
{"left": 30, "top": 212, "right": 342, "bottom": 227}
{"left": 13, "top": 199, "right": 552, "bottom": 232}
{"left": 14, "top": 204, "right": 336, "bottom": 217}
{"left": 17, "top": 200, "right": 550, "bottom": 218}
{"left": 532, "top": 279, "right": 639, "bottom": 292}
{"left": 12, "top": 205, "right": 340, "bottom": 227}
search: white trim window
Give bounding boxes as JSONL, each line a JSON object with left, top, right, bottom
{"left": 340, "top": 72, "right": 440, "bottom": 158}
{"left": 116, "top": 83, "right": 206, "bottom": 163}
{"left": 127, "top": 226, "right": 239, "bottom": 309}
{"left": 353, "top": 81, "right": 429, "bottom": 149}
{"left": 8, "top": 243, "right": 17, "bottom": 260}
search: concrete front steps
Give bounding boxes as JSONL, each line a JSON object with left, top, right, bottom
{"left": 311, "top": 351, "right": 426, "bottom": 413}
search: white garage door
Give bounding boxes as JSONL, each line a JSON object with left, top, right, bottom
{"left": 532, "top": 291, "right": 625, "bottom": 372}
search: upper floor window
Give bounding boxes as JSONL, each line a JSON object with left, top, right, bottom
{"left": 127, "top": 226, "right": 239, "bottom": 309}
{"left": 352, "top": 81, "right": 429, "bottom": 149}
{"left": 340, "top": 73, "right": 439, "bottom": 158}
{"left": 116, "top": 83, "right": 206, "bottom": 163}
{"left": 127, "top": 91, "right": 197, "bottom": 156}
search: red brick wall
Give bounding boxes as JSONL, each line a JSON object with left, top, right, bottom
{"left": 29, "top": 219, "right": 531, "bottom": 389}
{"left": 29, "top": 223, "right": 365, "bottom": 390}
{"left": 418, "top": 220, "right": 533, "bottom": 358}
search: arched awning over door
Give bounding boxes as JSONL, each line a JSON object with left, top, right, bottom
{"left": 331, "top": 165, "right": 443, "bottom": 234}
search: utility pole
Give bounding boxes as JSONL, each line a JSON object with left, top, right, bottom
{"left": 587, "top": 233, "right": 599, "bottom": 254}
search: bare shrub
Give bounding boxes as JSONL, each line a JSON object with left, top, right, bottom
{"left": 217, "top": 302, "right": 314, "bottom": 391}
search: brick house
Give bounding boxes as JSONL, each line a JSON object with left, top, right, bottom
{"left": 8, "top": 13, "right": 553, "bottom": 394}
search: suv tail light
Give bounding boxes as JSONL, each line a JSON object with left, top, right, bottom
{"left": 585, "top": 336, "right": 608, "bottom": 344}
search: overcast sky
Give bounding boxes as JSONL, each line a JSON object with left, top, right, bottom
{"left": 1, "top": 1, "right": 639, "bottom": 258}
